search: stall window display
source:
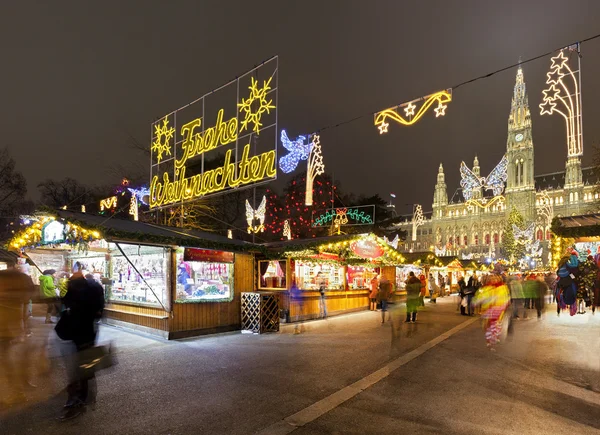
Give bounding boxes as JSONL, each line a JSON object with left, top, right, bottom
{"left": 347, "top": 266, "right": 378, "bottom": 289}
{"left": 295, "top": 262, "right": 345, "bottom": 290}
{"left": 109, "top": 243, "right": 169, "bottom": 307}
{"left": 396, "top": 266, "right": 423, "bottom": 290}
{"left": 175, "top": 248, "right": 234, "bottom": 302}
{"left": 259, "top": 260, "right": 287, "bottom": 289}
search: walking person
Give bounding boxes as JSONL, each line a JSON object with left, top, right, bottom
{"left": 457, "top": 275, "right": 467, "bottom": 314}
{"left": 405, "top": 272, "right": 421, "bottom": 323}
{"left": 473, "top": 274, "right": 511, "bottom": 351}
{"left": 465, "top": 273, "right": 480, "bottom": 315}
{"left": 377, "top": 276, "right": 392, "bottom": 324}
{"left": 419, "top": 273, "right": 427, "bottom": 307}
{"left": 58, "top": 262, "right": 105, "bottom": 421}
{"left": 438, "top": 272, "right": 445, "bottom": 297}
{"left": 369, "top": 275, "right": 379, "bottom": 311}
{"left": 428, "top": 273, "right": 439, "bottom": 303}
{"left": 317, "top": 272, "right": 327, "bottom": 319}
{"left": 39, "top": 269, "right": 59, "bottom": 324}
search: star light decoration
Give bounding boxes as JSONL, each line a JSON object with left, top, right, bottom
{"left": 151, "top": 117, "right": 175, "bottom": 163}
{"left": 305, "top": 134, "right": 325, "bottom": 206}
{"left": 238, "top": 76, "right": 276, "bottom": 134}
{"left": 539, "top": 46, "right": 583, "bottom": 157}
{"left": 412, "top": 204, "right": 424, "bottom": 242}
{"left": 374, "top": 89, "right": 452, "bottom": 134}
{"left": 245, "top": 196, "right": 267, "bottom": 234}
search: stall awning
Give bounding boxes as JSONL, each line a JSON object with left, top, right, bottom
{"left": 10, "top": 209, "right": 259, "bottom": 253}
{"left": 551, "top": 213, "right": 600, "bottom": 239}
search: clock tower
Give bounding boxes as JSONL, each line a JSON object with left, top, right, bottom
{"left": 505, "top": 66, "right": 536, "bottom": 221}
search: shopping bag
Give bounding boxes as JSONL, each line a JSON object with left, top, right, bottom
{"left": 76, "top": 343, "right": 115, "bottom": 379}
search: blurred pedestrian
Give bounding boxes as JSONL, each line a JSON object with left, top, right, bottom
{"left": 377, "top": 276, "right": 392, "bottom": 324}
{"left": 317, "top": 272, "right": 327, "bottom": 319}
{"left": 369, "top": 275, "right": 379, "bottom": 311}
{"left": 0, "top": 265, "right": 35, "bottom": 407}
{"left": 428, "top": 273, "right": 439, "bottom": 303}
{"left": 465, "top": 273, "right": 480, "bottom": 315}
{"left": 40, "top": 269, "right": 59, "bottom": 324}
{"left": 473, "top": 274, "right": 511, "bottom": 350}
{"left": 457, "top": 275, "right": 467, "bottom": 315}
{"left": 419, "top": 273, "right": 427, "bottom": 307}
{"left": 438, "top": 272, "right": 445, "bottom": 297}
{"left": 58, "top": 262, "right": 105, "bottom": 421}
{"left": 405, "top": 272, "right": 420, "bottom": 323}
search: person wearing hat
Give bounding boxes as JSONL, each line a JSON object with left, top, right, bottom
{"left": 39, "top": 269, "right": 58, "bottom": 324}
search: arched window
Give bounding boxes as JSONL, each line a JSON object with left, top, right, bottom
{"left": 536, "top": 229, "right": 543, "bottom": 241}
{"left": 448, "top": 236, "right": 454, "bottom": 246}
{"left": 474, "top": 234, "right": 479, "bottom": 245}
{"left": 493, "top": 233, "right": 499, "bottom": 244}
{"left": 464, "top": 235, "right": 468, "bottom": 246}
{"left": 546, "top": 230, "right": 551, "bottom": 240}
{"left": 569, "top": 192, "right": 573, "bottom": 203}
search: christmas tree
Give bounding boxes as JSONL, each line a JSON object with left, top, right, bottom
{"left": 502, "top": 207, "right": 526, "bottom": 263}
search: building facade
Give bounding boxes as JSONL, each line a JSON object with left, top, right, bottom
{"left": 395, "top": 66, "right": 600, "bottom": 263}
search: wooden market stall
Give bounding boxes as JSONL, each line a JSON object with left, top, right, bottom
{"left": 551, "top": 213, "right": 600, "bottom": 267}
{"left": 258, "top": 233, "right": 406, "bottom": 322}
{"left": 9, "top": 210, "right": 257, "bottom": 339}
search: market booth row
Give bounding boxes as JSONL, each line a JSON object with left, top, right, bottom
{"left": 551, "top": 213, "right": 600, "bottom": 267}
{"left": 258, "top": 234, "right": 407, "bottom": 322}
{"left": 9, "top": 210, "right": 257, "bottom": 339}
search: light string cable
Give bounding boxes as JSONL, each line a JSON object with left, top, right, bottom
{"left": 313, "top": 32, "right": 600, "bottom": 134}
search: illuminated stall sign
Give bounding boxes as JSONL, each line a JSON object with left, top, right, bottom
{"left": 183, "top": 248, "right": 234, "bottom": 263}
{"left": 312, "top": 205, "right": 375, "bottom": 227}
{"left": 351, "top": 239, "right": 384, "bottom": 259}
{"left": 149, "top": 57, "right": 279, "bottom": 209}
{"left": 42, "top": 221, "right": 66, "bottom": 244}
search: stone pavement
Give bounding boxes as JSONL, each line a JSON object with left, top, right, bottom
{"left": 1, "top": 296, "right": 598, "bottom": 435}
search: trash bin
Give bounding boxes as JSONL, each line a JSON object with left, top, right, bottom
{"left": 241, "top": 292, "right": 279, "bottom": 333}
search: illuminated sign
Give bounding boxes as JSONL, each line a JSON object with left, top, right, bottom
{"left": 312, "top": 205, "right": 375, "bottom": 227}
{"left": 183, "top": 248, "right": 234, "bottom": 263}
{"left": 150, "top": 57, "right": 278, "bottom": 209}
{"left": 351, "top": 239, "right": 384, "bottom": 259}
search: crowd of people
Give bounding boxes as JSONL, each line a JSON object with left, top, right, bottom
{"left": 0, "top": 261, "right": 105, "bottom": 420}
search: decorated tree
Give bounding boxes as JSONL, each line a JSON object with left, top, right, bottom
{"left": 502, "top": 207, "right": 526, "bottom": 262}
{"left": 264, "top": 171, "right": 339, "bottom": 240}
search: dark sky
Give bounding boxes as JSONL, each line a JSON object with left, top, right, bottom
{"left": 2, "top": 0, "right": 600, "bottom": 214}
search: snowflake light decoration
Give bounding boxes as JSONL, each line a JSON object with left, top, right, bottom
{"left": 238, "top": 76, "right": 276, "bottom": 134}
{"left": 151, "top": 117, "right": 175, "bottom": 163}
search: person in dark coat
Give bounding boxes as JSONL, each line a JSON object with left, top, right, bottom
{"left": 60, "top": 262, "right": 104, "bottom": 420}
{"left": 405, "top": 272, "right": 421, "bottom": 323}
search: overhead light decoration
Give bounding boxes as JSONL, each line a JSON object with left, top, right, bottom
{"left": 412, "top": 204, "right": 425, "bottom": 241}
{"left": 513, "top": 223, "right": 535, "bottom": 245}
{"left": 283, "top": 219, "right": 291, "bottom": 240}
{"left": 100, "top": 196, "right": 118, "bottom": 212}
{"left": 374, "top": 89, "right": 452, "bottom": 134}
{"left": 245, "top": 196, "right": 267, "bottom": 233}
{"left": 305, "top": 134, "right": 325, "bottom": 206}
{"left": 81, "top": 205, "right": 86, "bottom": 213}
{"left": 238, "top": 77, "right": 276, "bottom": 134}
{"left": 460, "top": 155, "right": 508, "bottom": 201}
{"left": 465, "top": 195, "right": 505, "bottom": 211}
{"left": 539, "top": 46, "right": 583, "bottom": 157}
{"left": 227, "top": 229, "right": 233, "bottom": 239}
{"left": 279, "top": 130, "right": 312, "bottom": 174}
{"left": 333, "top": 208, "right": 348, "bottom": 227}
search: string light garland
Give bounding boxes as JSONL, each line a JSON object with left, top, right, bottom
{"left": 459, "top": 155, "right": 508, "bottom": 201}
{"left": 245, "top": 195, "right": 267, "bottom": 233}
{"left": 539, "top": 45, "right": 583, "bottom": 157}
{"left": 305, "top": 134, "right": 325, "bottom": 206}
{"left": 374, "top": 90, "right": 452, "bottom": 134}
{"left": 279, "top": 130, "right": 312, "bottom": 174}
{"left": 465, "top": 195, "right": 505, "bottom": 211}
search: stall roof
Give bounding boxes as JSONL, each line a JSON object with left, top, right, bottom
{"left": 0, "top": 249, "right": 19, "bottom": 265}
{"left": 551, "top": 213, "right": 600, "bottom": 239}
{"left": 400, "top": 252, "right": 443, "bottom": 267}
{"left": 263, "top": 233, "right": 360, "bottom": 251}
{"left": 14, "top": 210, "right": 259, "bottom": 253}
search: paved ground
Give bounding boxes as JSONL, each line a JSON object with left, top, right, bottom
{"left": 1, "top": 296, "right": 599, "bottom": 434}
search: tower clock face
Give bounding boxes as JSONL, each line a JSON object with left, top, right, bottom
{"left": 515, "top": 133, "right": 524, "bottom": 142}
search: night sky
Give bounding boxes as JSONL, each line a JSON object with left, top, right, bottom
{"left": 2, "top": 0, "right": 600, "bottom": 214}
